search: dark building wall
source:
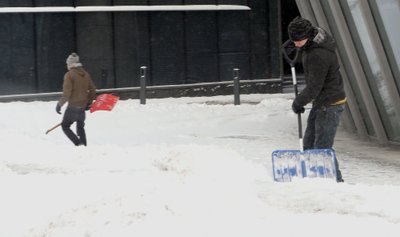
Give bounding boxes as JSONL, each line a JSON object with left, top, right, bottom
{"left": 113, "top": 0, "right": 150, "bottom": 88}
{"left": 75, "top": 0, "right": 115, "bottom": 89}
{"left": 0, "top": 0, "right": 282, "bottom": 95}
{"left": 35, "top": 0, "right": 76, "bottom": 92}
{"left": 281, "top": 0, "right": 301, "bottom": 76}
{"left": 185, "top": 0, "right": 218, "bottom": 83}
{"left": 0, "top": 1, "right": 34, "bottom": 94}
{"left": 149, "top": 3, "right": 186, "bottom": 85}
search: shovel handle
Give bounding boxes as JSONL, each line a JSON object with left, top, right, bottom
{"left": 281, "top": 39, "right": 300, "bottom": 67}
{"left": 282, "top": 40, "right": 303, "bottom": 151}
{"left": 45, "top": 123, "right": 61, "bottom": 134}
{"left": 290, "top": 65, "right": 303, "bottom": 146}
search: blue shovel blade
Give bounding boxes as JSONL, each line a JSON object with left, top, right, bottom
{"left": 271, "top": 149, "right": 338, "bottom": 182}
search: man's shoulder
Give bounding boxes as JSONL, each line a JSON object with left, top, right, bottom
{"left": 306, "top": 46, "right": 335, "bottom": 61}
{"left": 64, "top": 71, "right": 73, "bottom": 80}
{"left": 66, "top": 67, "right": 90, "bottom": 78}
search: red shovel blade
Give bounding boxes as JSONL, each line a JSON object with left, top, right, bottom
{"left": 90, "top": 94, "right": 120, "bottom": 113}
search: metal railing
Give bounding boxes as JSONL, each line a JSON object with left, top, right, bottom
{"left": 0, "top": 68, "right": 282, "bottom": 103}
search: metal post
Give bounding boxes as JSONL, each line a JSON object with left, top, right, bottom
{"left": 140, "top": 66, "right": 147, "bottom": 105}
{"left": 101, "top": 69, "right": 108, "bottom": 88}
{"left": 233, "top": 68, "right": 240, "bottom": 105}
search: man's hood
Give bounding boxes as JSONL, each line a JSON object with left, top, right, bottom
{"left": 70, "top": 67, "right": 86, "bottom": 77}
{"left": 309, "top": 27, "right": 336, "bottom": 52}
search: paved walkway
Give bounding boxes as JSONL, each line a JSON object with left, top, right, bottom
{"left": 334, "top": 129, "right": 400, "bottom": 185}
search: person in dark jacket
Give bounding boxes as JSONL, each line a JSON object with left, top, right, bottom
{"left": 56, "top": 53, "right": 96, "bottom": 146}
{"left": 288, "top": 17, "right": 346, "bottom": 182}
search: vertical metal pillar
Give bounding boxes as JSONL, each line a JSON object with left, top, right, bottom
{"left": 140, "top": 66, "right": 147, "bottom": 105}
{"left": 233, "top": 68, "right": 240, "bottom": 105}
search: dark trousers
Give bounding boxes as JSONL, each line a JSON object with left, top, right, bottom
{"left": 303, "top": 104, "right": 344, "bottom": 181}
{"left": 61, "top": 107, "right": 87, "bottom": 146}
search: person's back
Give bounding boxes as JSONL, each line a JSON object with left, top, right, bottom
{"left": 56, "top": 53, "right": 96, "bottom": 146}
{"left": 60, "top": 67, "right": 96, "bottom": 108}
{"left": 300, "top": 27, "right": 346, "bottom": 108}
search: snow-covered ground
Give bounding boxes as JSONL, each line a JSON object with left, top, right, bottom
{"left": 0, "top": 93, "right": 399, "bottom": 237}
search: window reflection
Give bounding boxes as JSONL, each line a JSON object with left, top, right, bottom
{"left": 346, "top": 0, "right": 400, "bottom": 141}
{"left": 375, "top": 0, "right": 400, "bottom": 90}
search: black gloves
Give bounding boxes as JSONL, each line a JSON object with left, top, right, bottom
{"left": 292, "top": 100, "right": 305, "bottom": 114}
{"left": 56, "top": 103, "right": 62, "bottom": 114}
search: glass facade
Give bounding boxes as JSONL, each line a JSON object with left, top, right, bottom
{"left": 343, "top": 0, "right": 400, "bottom": 142}
{"left": 295, "top": 0, "right": 400, "bottom": 145}
{"left": 370, "top": 0, "right": 400, "bottom": 92}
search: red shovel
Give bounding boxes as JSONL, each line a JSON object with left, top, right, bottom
{"left": 46, "top": 93, "right": 120, "bottom": 134}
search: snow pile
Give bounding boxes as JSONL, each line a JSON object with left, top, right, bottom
{"left": 0, "top": 94, "right": 399, "bottom": 237}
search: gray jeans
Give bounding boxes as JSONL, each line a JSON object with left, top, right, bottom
{"left": 61, "top": 107, "right": 87, "bottom": 146}
{"left": 304, "top": 104, "right": 344, "bottom": 181}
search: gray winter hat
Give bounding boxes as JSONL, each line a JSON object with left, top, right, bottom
{"left": 66, "top": 52, "right": 80, "bottom": 65}
{"left": 288, "top": 16, "right": 314, "bottom": 41}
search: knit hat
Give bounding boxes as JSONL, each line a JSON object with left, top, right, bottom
{"left": 66, "top": 53, "right": 80, "bottom": 65}
{"left": 288, "top": 16, "right": 314, "bottom": 41}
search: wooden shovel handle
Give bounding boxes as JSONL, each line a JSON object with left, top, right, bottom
{"left": 45, "top": 123, "right": 61, "bottom": 134}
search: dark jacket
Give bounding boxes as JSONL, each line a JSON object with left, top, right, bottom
{"left": 59, "top": 67, "right": 96, "bottom": 108}
{"left": 294, "top": 27, "right": 346, "bottom": 108}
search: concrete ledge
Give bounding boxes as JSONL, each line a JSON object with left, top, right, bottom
{"left": 0, "top": 79, "right": 282, "bottom": 103}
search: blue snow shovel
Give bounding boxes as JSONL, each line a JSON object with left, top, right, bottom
{"left": 272, "top": 40, "right": 338, "bottom": 182}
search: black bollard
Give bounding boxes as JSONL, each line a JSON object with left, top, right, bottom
{"left": 233, "top": 68, "right": 240, "bottom": 105}
{"left": 140, "top": 66, "right": 147, "bottom": 105}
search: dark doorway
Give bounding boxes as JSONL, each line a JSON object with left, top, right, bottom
{"left": 281, "top": 0, "right": 301, "bottom": 76}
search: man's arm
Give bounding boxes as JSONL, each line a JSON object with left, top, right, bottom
{"left": 58, "top": 74, "right": 72, "bottom": 107}
{"left": 295, "top": 53, "right": 329, "bottom": 106}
